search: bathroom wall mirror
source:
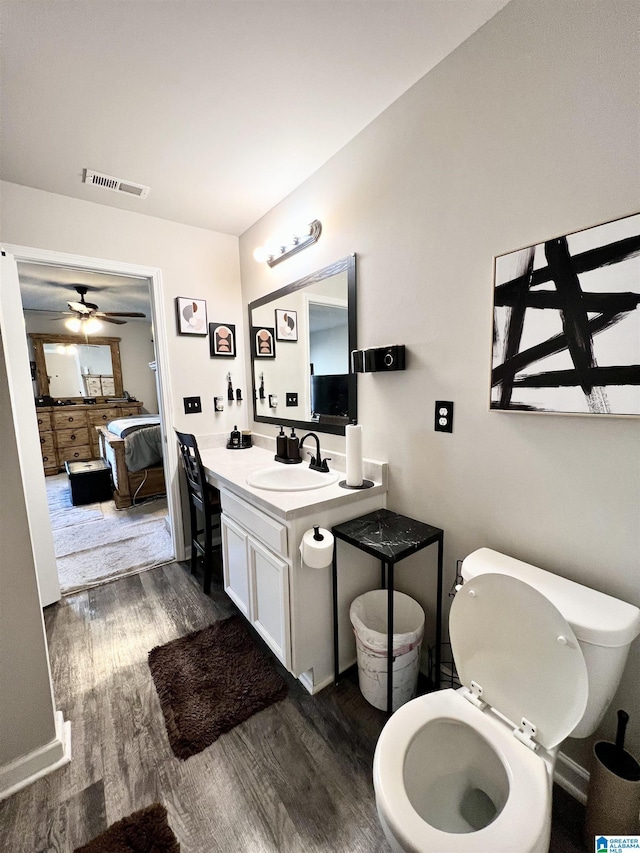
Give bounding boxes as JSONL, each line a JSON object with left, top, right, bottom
{"left": 29, "top": 333, "right": 124, "bottom": 400}
{"left": 249, "top": 255, "right": 356, "bottom": 435}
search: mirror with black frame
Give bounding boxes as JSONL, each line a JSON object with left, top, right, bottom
{"left": 249, "top": 255, "right": 356, "bottom": 436}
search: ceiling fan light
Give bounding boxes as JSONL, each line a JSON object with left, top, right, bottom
{"left": 83, "top": 317, "right": 102, "bottom": 334}
{"left": 65, "top": 317, "right": 82, "bottom": 333}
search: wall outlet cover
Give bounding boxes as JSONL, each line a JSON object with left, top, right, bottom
{"left": 435, "top": 400, "right": 453, "bottom": 432}
{"left": 183, "top": 396, "right": 202, "bottom": 414}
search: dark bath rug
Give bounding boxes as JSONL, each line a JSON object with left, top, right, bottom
{"left": 148, "top": 615, "right": 288, "bottom": 759}
{"left": 74, "top": 802, "right": 180, "bottom": 852}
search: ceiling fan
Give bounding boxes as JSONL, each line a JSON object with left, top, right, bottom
{"left": 63, "top": 285, "right": 146, "bottom": 327}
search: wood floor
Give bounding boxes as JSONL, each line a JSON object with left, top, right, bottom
{"left": 0, "top": 562, "right": 588, "bottom": 853}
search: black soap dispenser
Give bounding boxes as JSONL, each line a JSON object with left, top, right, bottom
{"left": 229, "top": 424, "right": 241, "bottom": 448}
{"left": 276, "top": 426, "right": 288, "bottom": 461}
{"left": 287, "top": 428, "right": 301, "bottom": 463}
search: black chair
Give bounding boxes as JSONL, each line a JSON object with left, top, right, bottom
{"left": 174, "top": 430, "right": 222, "bottom": 594}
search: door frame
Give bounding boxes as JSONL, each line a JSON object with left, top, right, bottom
{"left": 1, "top": 243, "right": 185, "bottom": 592}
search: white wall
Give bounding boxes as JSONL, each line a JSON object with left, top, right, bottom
{"left": 239, "top": 0, "right": 640, "bottom": 766}
{"left": 0, "top": 333, "right": 58, "bottom": 767}
{"left": 1, "top": 182, "right": 246, "bottom": 436}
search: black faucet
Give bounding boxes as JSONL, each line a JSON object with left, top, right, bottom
{"left": 299, "top": 432, "right": 331, "bottom": 472}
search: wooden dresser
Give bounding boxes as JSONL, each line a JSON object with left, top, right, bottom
{"left": 36, "top": 401, "right": 143, "bottom": 476}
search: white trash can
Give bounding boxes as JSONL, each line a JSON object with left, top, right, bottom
{"left": 350, "top": 590, "right": 425, "bottom": 713}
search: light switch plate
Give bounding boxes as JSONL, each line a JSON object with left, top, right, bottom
{"left": 286, "top": 392, "right": 298, "bottom": 406}
{"left": 435, "top": 400, "right": 453, "bottom": 432}
{"left": 183, "top": 396, "right": 202, "bottom": 414}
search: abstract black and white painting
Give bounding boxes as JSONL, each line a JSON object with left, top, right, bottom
{"left": 491, "top": 212, "right": 640, "bottom": 416}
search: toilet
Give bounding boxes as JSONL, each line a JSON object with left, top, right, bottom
{"left": 373, "top": 548, "right": 640, "bottom": 853}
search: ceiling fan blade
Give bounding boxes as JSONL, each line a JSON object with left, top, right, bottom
{"left": 99, "top": 311, "right": 147, "bottom": 318}
{"left": 99, "top": 316, "right": 127, "bottom": 325}
{"left": 67, "top": 300, "right": 94, "bottom": 314}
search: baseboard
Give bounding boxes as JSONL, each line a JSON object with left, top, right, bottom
{"left": 554, "top": 749, "right": 589, "bottom": 804}
{"left": 0, "top": 711, "right": 71, "bottom": 802}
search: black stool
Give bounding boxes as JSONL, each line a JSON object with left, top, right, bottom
{"left": 174, "top": 430, "right": 222, "bottom": 594}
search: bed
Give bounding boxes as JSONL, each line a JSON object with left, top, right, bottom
{"left": 96, "top": 415, "right": 166, "bottom": 509}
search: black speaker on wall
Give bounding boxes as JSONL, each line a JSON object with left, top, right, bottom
{"left": 351, "top": 345, "right": 406, "bottom": 373}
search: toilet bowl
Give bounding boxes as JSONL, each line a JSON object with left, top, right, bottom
{"left": 374, "top": 689, "right": 553, "bottom": 853}
{"left": 373, "top": 550, "right": 640, "bottom": 853}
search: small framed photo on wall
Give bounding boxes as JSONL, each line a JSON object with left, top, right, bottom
{"left": 176, "top": 297, "right": 207, "bottom": 335}
{"left": 252, "top": 326, "right": 276, "bottom": 358}
{"left": 275, "top": 309, "right": 298, "bottom": 341}
{"left": 209, "top": 323, "right": 236, "bottom": 357}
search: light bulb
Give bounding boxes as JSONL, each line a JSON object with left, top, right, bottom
{"left": 83, "top": 317, "right": 102, "bottom": 334}
{"left": 253, "top": 246, "right": 270, "bottom": 263}
{"left": 64, "top": 317, "right": 81, "bottom": 333}
{"left": 292, "top": 221, "right": 312, "bottom": 240}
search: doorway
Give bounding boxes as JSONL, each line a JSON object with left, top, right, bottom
{"left": 0, "top": 244, "right": 184, "bottom": 605}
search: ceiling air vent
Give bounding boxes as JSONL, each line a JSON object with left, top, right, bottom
{"left": 83, "top": 169, "right": 150, "bottom": 199}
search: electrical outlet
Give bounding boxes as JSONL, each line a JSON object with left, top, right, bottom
{"left": 286, "top": 392, "right": 298, "bottom": 407}
{"left": 183, "top": 396, "right": 202, "bottom": 414}
{"left": 434, "top": 400, "right": 453, "bottom": 433}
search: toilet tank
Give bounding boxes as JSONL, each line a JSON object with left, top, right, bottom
{"left": 461, "top": 549, "right": 640, "bottom": 739}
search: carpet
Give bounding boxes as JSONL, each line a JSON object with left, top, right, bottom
{"left": 46, "top": 473, "right": 173, "bottom": 594}
{"left": 74, "top": 803, "right": 180, "bottom": 853}
{"left": 148, "top": 616, "right": 289, "bottom": 759}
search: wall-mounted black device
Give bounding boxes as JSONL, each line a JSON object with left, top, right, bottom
{"left": 351, "top": 345, "right": 406, "bottom": 373}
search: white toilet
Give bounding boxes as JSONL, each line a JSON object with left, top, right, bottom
{"left": 373, "top": 548, "right": 640, "bottom": 853}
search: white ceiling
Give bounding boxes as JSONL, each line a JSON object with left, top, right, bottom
{"left": 1, "top": 0, "right": 510, "bottom": 239}
{"left": 18, "top": 262, "right": 152, "bottom": 316}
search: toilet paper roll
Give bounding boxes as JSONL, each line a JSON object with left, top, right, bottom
{"left": 346, "top": 423, "right": 363, "bottom": 487}
{"left": 299, "top": 527, "right": 334, "bottom": 569}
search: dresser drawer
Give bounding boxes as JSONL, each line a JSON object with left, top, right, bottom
{"left": 41, "top": 441, "right": 57, "bottom": 469}
{"left": 37, "top": 411, "right": 52, "bottom": 431}
{"left": 56, "top": 427, "right": 90, "bottom": 448}
{"left": 87, "top": 407, "right": 120, "bottom": 426}
{"left": 39, "top": 433, "right": 55, "bottom": 454}
{"left": 57, "top": 445, "right": 93, "bottom": 465}
{"left": 220, "top": 490, "right": 287, "bottom": 558}
{"left": 52, "top": 410, "right": 87, "bottom": 430}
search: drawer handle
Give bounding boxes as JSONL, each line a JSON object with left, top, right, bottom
{"left": 70, "top": 434, "right": 76, "bottom": 440}
{"left": 74, "top": 452, "right": 80, "bottom": 458}
{"left": 43, "top": 456, "right": 49, "bottom": 462}
{"left": 68, "top": 416, "right": 74, "bottom": 422}
{"left": 40, "top": 436, "right": 45, "bottom": 445}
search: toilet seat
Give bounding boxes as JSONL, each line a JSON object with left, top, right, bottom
{"left": 373, "top": 689, "right": 552, "bottom": 853}
{"left": 450, "top": 573, "right": 588, "bottom": 750}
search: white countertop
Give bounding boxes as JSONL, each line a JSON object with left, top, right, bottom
{"left": 200, "top": 445, "right": 387, "bottom": 521}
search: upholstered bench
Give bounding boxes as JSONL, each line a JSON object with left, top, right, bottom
{"left": 65, "top": 459, "right": 112, "bottom": 506}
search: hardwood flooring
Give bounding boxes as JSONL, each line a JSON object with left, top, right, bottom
{"left": 0, "top": 563, "right": 588, "bottom": 852}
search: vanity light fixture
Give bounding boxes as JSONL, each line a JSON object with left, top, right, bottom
{"left": 253, "top": 219, "right": 322, "bottom": 267}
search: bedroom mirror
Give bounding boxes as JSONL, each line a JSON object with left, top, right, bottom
{"left": 29, "top": 333, "right": 124, "bottom": 399}
{"left": 248, "top": 255, "right": 356, "bottom": 436}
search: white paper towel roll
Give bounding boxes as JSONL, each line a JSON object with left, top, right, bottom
{"left": 299, "top": 527, "right": 334, "bottom": 569}
{"left": 346, "top": 423, "right": 363, "bottom": 487}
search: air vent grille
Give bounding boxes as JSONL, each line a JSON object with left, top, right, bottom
{"left": 83, "top": 169, "right": 150, "bottom": 199}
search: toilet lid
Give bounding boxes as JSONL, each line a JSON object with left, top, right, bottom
{"left": 450, "top": 573, "right": 588, "bottom": 750}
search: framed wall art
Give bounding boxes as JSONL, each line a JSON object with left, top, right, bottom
{"left": 176, "top": 297, "right": 207, "bottom": 336}
{"left": 491, "top": 212, "right": 640, "bottom": 416}
{"left": 209, "top": 323, "right": 236, "bottom": 358}
{"left": 275, "top": 309, "right": 298, "bottom": 341}
{"left": 252, "top": 326, "right": 276, "bottom": 359}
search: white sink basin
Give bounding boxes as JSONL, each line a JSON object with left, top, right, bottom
{"left": 246, "top": 465, "right": 340, "bottom": 492}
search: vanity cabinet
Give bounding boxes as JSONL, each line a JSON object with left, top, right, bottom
{"left": 214, "top": 476, "right": 386, "bottom": 694}
{"left": 35, "top": 401, "right": 143, "bottom": 475}
{"left": 221, "top": 491, "right": 291, "bottom": 668}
